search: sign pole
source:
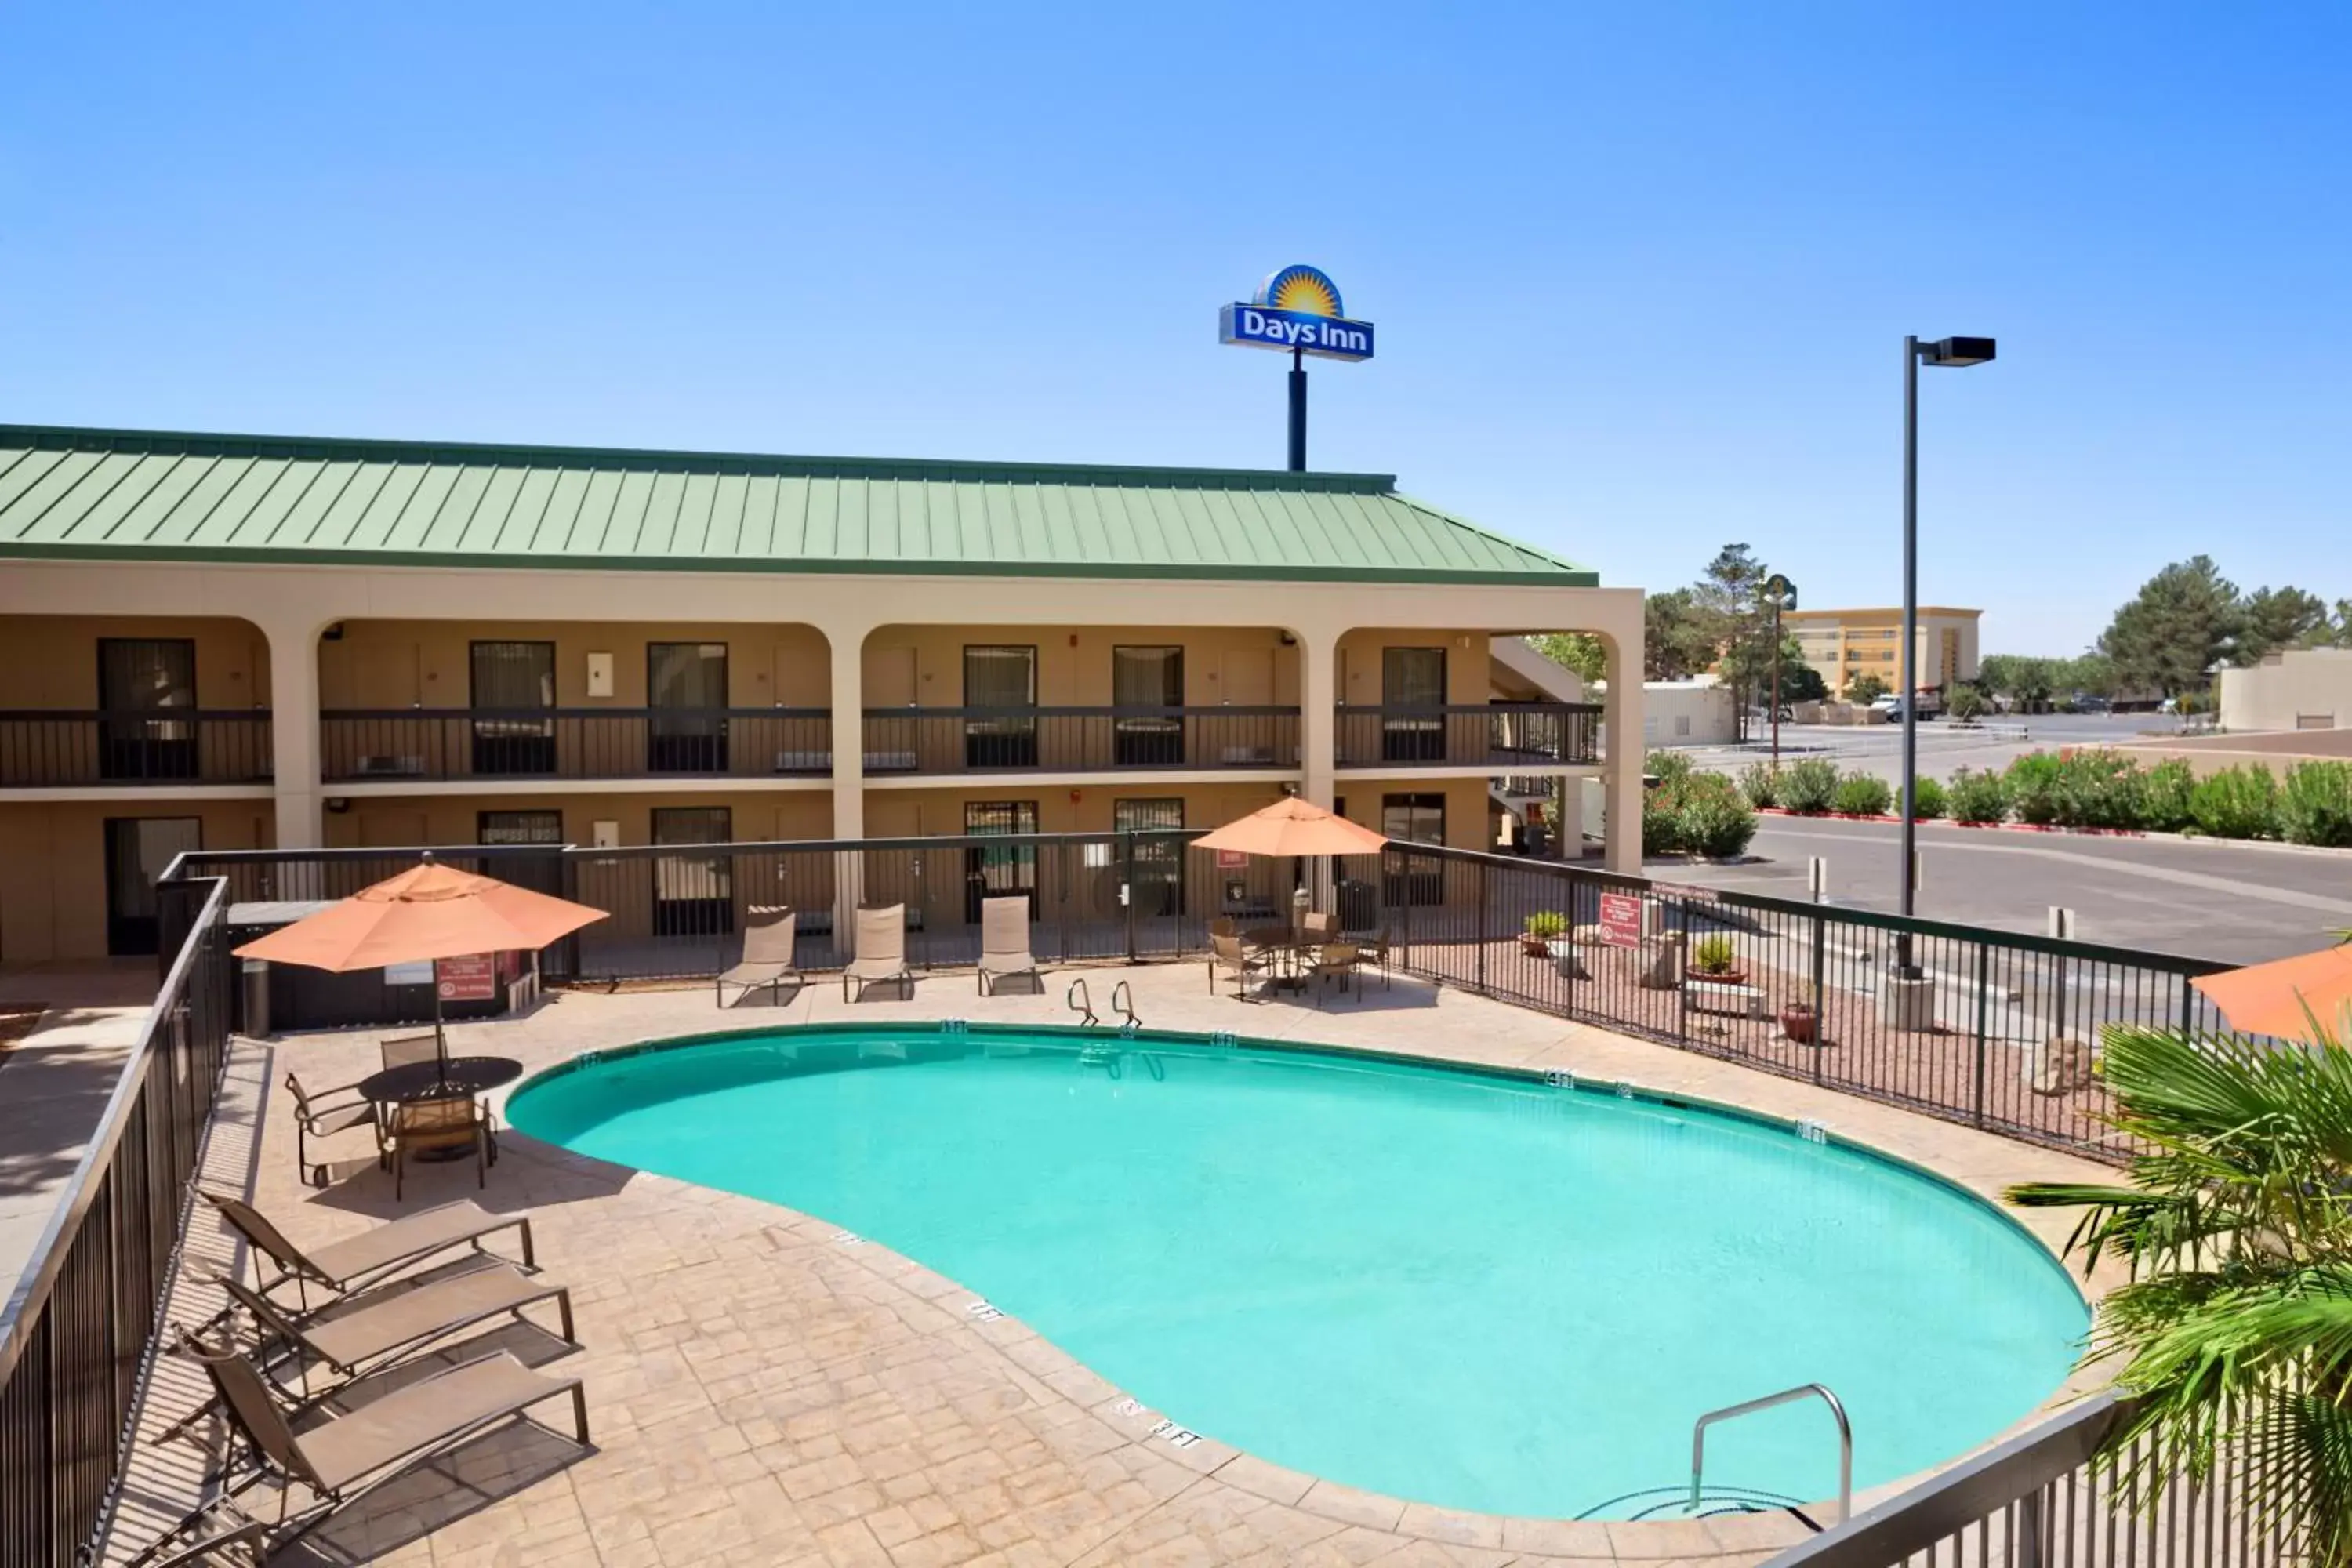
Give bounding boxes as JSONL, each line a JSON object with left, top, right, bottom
{"left": 1287, "top": 347, "right": 1307, "bottom": 471}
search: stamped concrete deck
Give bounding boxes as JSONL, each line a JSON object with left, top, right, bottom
{"left": 105, "top": 961, "right": 2122, "bottom": 1568}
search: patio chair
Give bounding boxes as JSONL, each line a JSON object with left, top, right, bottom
{"left": 1208, "top": 932, "right": 1272, "bottom": 1001}
{"left": 1350, "top": 927, "right": 1394, "bottom": 990}
{"left": 717, "top": 905, "right": 801, "bottom": 1007}
{"left": 379, "top": 1032, "right": 441, "bottom": 1073}
{"left": 172, "top": 1344, "right": 587, "bottom": 1561}
{"left": 163, "top": 1260, "right": 576, "bottom": 1442}
{"left": 387, "top": 1097, "right": 493, "bottom": 1201}
{"left": 1309, "top": 942, "right": 1360, "bottom": 1007}
{"left": 1209, "top": 915, "right": 1237, "bottom": 940}
{"left": 976, "top": 895, "right": 1042, "bottom": 995}
{"left": 285, "top": 1073, "right": 382, "bottom": 1189}
{"left": 1301, "top": 909, "right": 1336, "bottom": 942}
{"left": 842, "top": 903, "right": 914, "bottom": 1001}
{"left": 197, "top": 1190, "right": 535, "bottom": 1317}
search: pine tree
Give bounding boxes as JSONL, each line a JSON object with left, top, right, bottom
{"left": 2096, "top": 557, "right": 2244, "bottom": 698}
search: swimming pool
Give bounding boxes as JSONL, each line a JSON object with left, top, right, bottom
{"left": 507, "top": 1025, "right": 2086, "bottom": 1520}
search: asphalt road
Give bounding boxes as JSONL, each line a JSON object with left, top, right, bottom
{"left": 1679, "top": 713, "right": 2188, "bottom": 786}
{"left": 1661, "top": 814, "right": 2352, "bottom": 966}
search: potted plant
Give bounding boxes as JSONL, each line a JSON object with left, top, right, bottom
{"left": 1779, "top": 1000, "right": 1818, "bottom": 1043}
{"left": 1523, "top": 910, "right": 1568, "bottom": 956}
{"left": 1689, "top": 934, "right": 1747, "bottom": 986}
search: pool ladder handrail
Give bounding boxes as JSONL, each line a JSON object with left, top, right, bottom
{"left": 1065, "top": 977, "right": 1100, "bottom": 1027}
{"left": 1111, "top": 980, "right": 1140, "bottom": 1033}
{"left": 1690, "top": 1382, "right": 1850, "bottom": 1523}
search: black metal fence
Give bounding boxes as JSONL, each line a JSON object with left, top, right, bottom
{"left": 319, "top": 708, "right": 833, "bottom": 782}
{"left": 1332, "top": 702, "right": 1599, "bottom": 768}
{"left": 1377, "top": 844, "right": 2234, "bottom": 1160}
{"left": 168, "top": 833, "right": 2234, "bottom": 1165}
{"left": 1765, "top": 1393, "right": 2303, "bottom": 1568}
{"left": 0, "top": 873, "right": 234, "bottom": 1568}
{"left": 0, "top": 711, "right": 274, "bottom": 787}
{"left": 857, "top": 706, "right": 1301, "bottom": 775}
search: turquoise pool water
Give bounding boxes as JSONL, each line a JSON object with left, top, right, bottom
{"left": 508, "top": 1027, "right": 2086, "bottom": 1519}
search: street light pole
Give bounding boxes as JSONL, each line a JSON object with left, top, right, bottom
{"left": 1894, "top": 334, "right": 1995, "bottom": 981}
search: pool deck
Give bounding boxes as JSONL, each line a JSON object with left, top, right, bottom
{"left": 104, "top": 961, "right": 2124, "bottom": 1568}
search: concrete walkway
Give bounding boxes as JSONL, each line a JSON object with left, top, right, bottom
{"left": 0, "top": 1000, "right": 148, "bottom": 1308}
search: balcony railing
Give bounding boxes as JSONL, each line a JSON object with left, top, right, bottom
{"left": 319, "top": 708, "right": 833, "bottom": 782}
{"left": 0, "top": 710, "right": 274, "bottom": 787}
{"left": 859, "top": 706, "right": 1301, "bottom": 775}
{"left": 1334, "top": 702, "right": 1599, "bottom": 769}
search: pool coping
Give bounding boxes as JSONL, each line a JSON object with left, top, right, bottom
{"left": 490, "top": 1015, "right": 2120, "bottom": 1556}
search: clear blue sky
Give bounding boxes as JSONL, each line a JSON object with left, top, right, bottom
{"left": 4, "top": 3, "right": 2344, "bottom": 655}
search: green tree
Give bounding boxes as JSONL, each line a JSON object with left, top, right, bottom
{"left": 1843, "top": 670, "right": 1889, "bottom": 705}
{"left": 2097, "top": 556, "right": 2244, "bottom": 698}
{"left": 1643, "top": 589, "right": 1716, "bottom": 680}
{"left": 2009, "top": 1025, "right": 2352, "bottom": 1566}
{"left": 2236, "top": 586, "right": 2332, "bottom": 664}
{"left": 1947, "top": 684, "right": 1988, "bottom": 721}
{"left": 1523, "top": 633, "right": 1607, "bottom": 684}
{"left": 1687, "top": 544, "right": 1771, "bottom": 735}
{"left": 1980, "top": 654, "right": 2059, "bottom": 711}
{"left": 2056, "top": 651, "right": 2119, "bottom": 700}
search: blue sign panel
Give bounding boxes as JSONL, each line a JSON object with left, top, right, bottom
{"left": 1218, "top": 264, "right": 1374, "bottom": 362}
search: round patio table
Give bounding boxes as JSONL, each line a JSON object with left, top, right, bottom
{"left": 357, "top": 1056, "right": 523, "bottom": 1163}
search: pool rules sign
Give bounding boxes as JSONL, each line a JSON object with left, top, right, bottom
{"left": 1599, "top": 894, "right": 1643, "bottom": 948}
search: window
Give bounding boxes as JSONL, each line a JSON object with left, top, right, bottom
{"left": 651, "top": 806, "right": 733, "bottom": 936}
{"left": 1381, "top": 648, "right": 1447, "bottom": 761}
{"left": 103, "top": 816, "right": 201, "bottom": 955}
{"left": 964, "top": 800, "right": 1039, "bottom": 920}
{"left": 1381, "top": 793, "right": 1446, "bottom": 907}
{"left": 648, "top": 644, "right": 728, "bottom": 771}
{"left": 470, "top": 641, "right": 556, "bottom": 775}
{"left": 1112, "top": 646, "right": 1184, "bottom": 765}
{"left": 963, "top": 646, "right": 1038, "bottom": 768}
{"left": 97, "top": 638, "right": 198, "bottom": 780}
{"left": 1381, "top": 792, "right": 1446, "bottom": 845}
{"left": 1115, "top": 798, "right": 1185, "bottom": 916}
{"left": 480, "top": 809, "right": 564, "bottom": 895}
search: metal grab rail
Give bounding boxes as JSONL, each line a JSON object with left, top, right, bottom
{"left": 1065, "top": 977, "right": 1099, "bottom": 1026}
{"left": 1111, "top": 980, "right": 1140, "bottom": 1031}
{"left": 1693, "top": 1383, "right": 1852, "bottom": 1523}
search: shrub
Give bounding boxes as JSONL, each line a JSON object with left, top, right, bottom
{"left": 1737, "top": 761, "right": 1778, "bottom": 810}
{"left": 1690, "top": 933, "right": 1740, "bottom": 975}
{"left": 2190, "top": 765, "right": 2279, "bottom": 840}
{"left": 1642, "top": 786, "right": 1686, "bottom": 855}
{"left": 2140, "top": 757, "right": 2197, "bottom": 833}
{"left": 1947, "top": 767, "right": 2009, "bottom": 825}
{"left": 1832, "top": 771, "right": 1893, "bottom": 816}
{"left": 1679, "top": 775, "right": 1760, "bottom": 858}
{"left": 2051, "top": 750, "right": 2145, "bottom": 829}
{"left": 1778, "top": 757, "right": 1838, "bottom": 815}
{"left": 1524, "top": 910, "right": 1569, "bottom": 939}
{"left": 1845, "top": 670, "right": 1889, "bottom": 706}
{"left": 1947, "top": 684, "right": 1989, "bottom": 722}
{"left": 2005, "top": 753, "right": 2064, "bottom": 825}
{"left": 1646, "top": 750, "right": 1694, "bottom": 789}
{"left": 2280, "top": 760, "right": 2352, "bottom": 848}
{"left": 1910, "top": 775, "right": 1947, "bottom": 820}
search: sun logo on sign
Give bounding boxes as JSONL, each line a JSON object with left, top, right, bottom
{"left": 1255, "top": 265, "right": 1344, "bottom": 319}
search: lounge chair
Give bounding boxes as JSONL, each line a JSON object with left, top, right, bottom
{"left": 176, "top": 1345, "right": 587, "bottom": 1559}
{"left": 164, "top": 1260, "right": 576, "bottom": 1442}
{"left": 976, "top": 895, "right": 1042, "bottom": 995}
{"left": 386, "top": 1097, "right": 495, "bottom": 1201}
{"left": 198, "top": 1190, "right": 535, "bottom": 1316}
{"left": 842, "top": 904, "right": 914, "bottom": 1001}
{"left": 285, "top": 1073, "right": 382, "bottom": 1189}
{"left": 1208, "top": 932, "right": 1272, "bottom": 1000}
{"left": 717, "top": 906, "right": 801, "bottom": 1007}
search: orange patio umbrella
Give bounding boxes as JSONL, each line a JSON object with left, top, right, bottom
{"left": 234, "top": 857, "right": 608, "bottom": 1066}
{"left": 1192, "top": 797, "right": 1388, "bottom": 858}
{"left": 2192, "top": 942, "right": 2352, "bottom": 1043}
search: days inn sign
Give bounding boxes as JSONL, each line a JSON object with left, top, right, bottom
{"left": 1218, "top": 264, "right": 1374, "bottom": 362}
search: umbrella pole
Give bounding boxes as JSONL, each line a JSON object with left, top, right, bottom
{"left": 434, "top": 974, "right": 448, "bottom": 1076}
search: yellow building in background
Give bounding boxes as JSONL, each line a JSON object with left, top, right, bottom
{"left": 1784, "top": 606, "right": 1981, "bottom": 700}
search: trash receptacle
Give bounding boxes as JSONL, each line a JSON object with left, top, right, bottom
{"left": 1336, "top": 878, "right": 1377, "bottom": 934}
{"left": 241, "top": 959, "right": 270, "bottom": 1037}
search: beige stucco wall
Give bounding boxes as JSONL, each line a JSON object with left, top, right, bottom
{"left": 2219, "top": 648, "right": 2352, "bottom": 733}
{"left": 1334, "top": 630, "right": 1490, "bottom": 705}
{"left": 319, "top": 791, "right": 835, "bottom": 851}
{"left": 862, "top": 625, "right": 1300, "bottom": 708}
{"left": 0, "top": 799, "right": 272, "bottom": 963}
{"left": 318, "top": 619, "right": 833, "bottom": 708}
{"left": 0, "top": 616, "right": 270, "bottom": 708}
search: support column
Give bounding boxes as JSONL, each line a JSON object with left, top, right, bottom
{"left": 264, "top": 620, "right": 323, "bottom": 850}
{"left": 825, "top": 624, "right": 868, "bottom": 953}
{"left": 1602, "top": 622, "right": 1646, "bottom": 876}
{"left": 1297, "top": 627, "right": 1338, "bottom": 809}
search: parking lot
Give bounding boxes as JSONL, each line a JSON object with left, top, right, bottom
{"left": 1665, "top": 813, "right": 2352, "bottom": 967}
{"left": 1679, "top": 713, "right": 2188, "bottom": 786}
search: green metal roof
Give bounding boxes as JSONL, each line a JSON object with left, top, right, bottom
{"left": 0, "top": 425, "right": 1595, "bottom": 586}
